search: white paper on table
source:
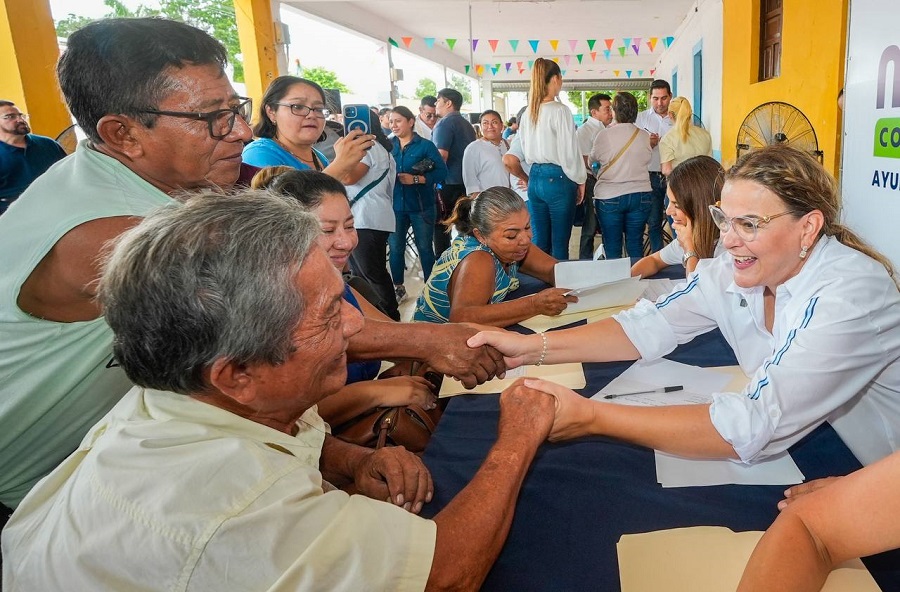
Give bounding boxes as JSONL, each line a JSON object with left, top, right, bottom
{"left": 554, "top": 258, "right": 631, "bottom": 290}
{"left": 655, "top": 450, "right": 805, "bottom": 487}
{"left": 439, "top": 362, "right": 586, "bottom": 397}
{"left": 640, "top": 277, "right": 683, "bottom": 302}
{"left": 590, "top": 358, "right": 734, "bottom": 405}
{"left": 617, "top": 526, "right": 880, "bottom": 592}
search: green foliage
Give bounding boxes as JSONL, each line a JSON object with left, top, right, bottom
{"left": 54, "top": 0, "right": 245, "bottom": 83}
{"left": 448, "top": 74, "right": 472, "bottom": 105}
{"left": 414, "top": 78, "right": 437, "bottom": 99}
{"left": 567, "top": 89, "right": 649, "bottom": 113}
{"left": 301, "top": 66, "right": 351, "bottom": 94}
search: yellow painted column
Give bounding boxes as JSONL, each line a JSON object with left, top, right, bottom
{"left": 0, "top": 0, "right": 71, "bottom": 138}
{"left": 233, "top": 0, "right": 280, "bottom": 124}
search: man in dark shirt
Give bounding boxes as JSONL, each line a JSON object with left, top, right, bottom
{"left": 0, "top": 100, "right": 67, "bottom": 213}
{"left": 431, "top": 88, "right": 475, "bottom": 255}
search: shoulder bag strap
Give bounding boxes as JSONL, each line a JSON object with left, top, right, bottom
{"left": 349, "top": 168, "right": 390, "bottom": 207}
{"left": 597, "top": 127, "right": 641, "bottom": 179}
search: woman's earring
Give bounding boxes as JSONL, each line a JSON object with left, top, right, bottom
{"left": 799, "top": 245, "right": 809, "bottom": 259}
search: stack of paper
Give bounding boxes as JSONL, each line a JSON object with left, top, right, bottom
{"left": 552, "top": 259, "right": 647, "bottom": 315}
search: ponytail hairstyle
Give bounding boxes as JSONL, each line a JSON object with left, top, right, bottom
{"left": 444, "top": 186, "right": 527, "bottom": 237}
{"left": 727, "top": 144, "right": 897, "bottom": 287}
{"left": 667, "top": 155, "right": 724, "bottom": 259}
{"left": 527, "top": 57, "right": 561, "bottom": 126}
{"left": 668, "top": 96, "right": 693, "bottom": 142}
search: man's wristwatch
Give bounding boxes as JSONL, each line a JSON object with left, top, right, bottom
{"left": 682, "top": 250, "right": 698, "bottom": 266}
{"left": 413, "top": 175, "right": 420, "bottom": 184}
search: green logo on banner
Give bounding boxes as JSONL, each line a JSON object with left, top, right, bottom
{"left": 874, "top": 118, "right": 900, "bottom": 158}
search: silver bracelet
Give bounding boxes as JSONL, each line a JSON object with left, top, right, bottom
{"left": 535, "top": 332, "right": 548, "bottom": 366}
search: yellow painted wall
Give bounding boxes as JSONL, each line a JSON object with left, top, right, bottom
{"left": 721, "top": 0, "right": 848, "bottom": 176}
{"left": 234, "top": 0, "right": 280, "bottom": 122}
{"left": 0, "top": 0, "right": 70, "bottom": 138}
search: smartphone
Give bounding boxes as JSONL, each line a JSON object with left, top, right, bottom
{"left": 342, "top": 104, "right": 370, "bottom": 136}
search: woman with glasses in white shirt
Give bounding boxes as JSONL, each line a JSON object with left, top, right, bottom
{"left": 469, "top": 144, "right": 900, "bottom": 469}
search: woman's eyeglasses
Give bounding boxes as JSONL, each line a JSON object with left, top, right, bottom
{"left": 708, "top": 203, "right": 795, "bottom": 242}
{"left": 275, "top": 103, "right": 331, "bottom": 119}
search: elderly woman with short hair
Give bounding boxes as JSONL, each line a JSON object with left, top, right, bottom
{"left": 414, "top": 186, "right": 575, "bottom": 327}
{"left": 590, "top": 91, "right": 653, "bottom": 259}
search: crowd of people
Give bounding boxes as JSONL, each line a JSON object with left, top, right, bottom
{"left": 1, "top": 16, "right": 899, "bottom": 592}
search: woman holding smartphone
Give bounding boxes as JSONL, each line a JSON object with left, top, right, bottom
{"left": 518, "top": 58, "right": 586, "bottom": 260}
{"left": 242, "top": 76, "right": 371, "bottom": 183}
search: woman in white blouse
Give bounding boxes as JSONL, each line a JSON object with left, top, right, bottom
{"left": 470, "top": 144, "right": 900, "bottom": 469}
{"left": 518, "top": 58, "right": 586, "bottom": 260}
{"left": 462, "top": 110, "right": 510, "bottom": 193}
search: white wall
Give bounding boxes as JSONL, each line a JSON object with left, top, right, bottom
{"left": 653, "top": 0, "right": 724, "bottom": 160}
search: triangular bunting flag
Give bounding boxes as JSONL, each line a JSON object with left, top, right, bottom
{"left": 549, "top": 40, "right": 559, "bottom": 51}
{"left": 505, "top": 62, "right": 512, "bottom": 72}
{"left": 626, "top": 70, "right": 633, "bottom": 78}
{"left": 563, "top": 55, "right": 571, "bottom": 66}
{"left": 604, "top": 38, "right": 614, "bottom": 50}
{"left": 638, "top": 70, "right": 644, "bottom": 77}
{"left": 401, "top": 37, "right": 413, "bottom": 48}
{"left": 476, "top": 64, "right": 484, "bottom": 75}
{"left": 424, "top": 37, "right": 435, "bottom": 48}
{"left": 509, "top": 39, "right": 519, "bottom": 52}
{"left": 388, "top": 37, "right": 399, "bottom": 48}
{"left": 518, "top": 68, "right": 525, "bottom": 74}
{"left": 528, "top": 60, "right": 534, "bottom": 68}
{"left": 446, "top": 38, "right": 457, "bottom": 50}
{"left": 587, "top": 39, "right": 596, "bottom": 51}
{"left": 472, "top": 39, "right": 479, "bottom": 51}
{"left": 590, "top": 51, "right": 597, "bottom": 61}
{"left": 488, "top": 39, "right": 499, "bottom": 52}
{"left": 568, "top": 40, "right": 578, "bottom": 52}
{"left": 491, "top": 65, "right": 499, "bottom": 75}
{"left": 560, "top": 69, "right": 567, "bottom": 76}
{"left": 632, "top": 44, "right": 640, "bottom": 55}
{"left": 618, "top": 46, "right": 626, "bottom": 58}
{"left": 647, "top": 37, "right": 658, "bottom": 52}
{"left": 576, "top": 54, "right": 584, "bottom": 64}
{"left": 465, "top": 65, "right": 470, "bottom": 74}
{"left": 528, "top": 40, "right": 539, "bottom": 53}
{"left": 664, "top": 36, "right": 675, "bottom": 47}
{"left": 551, "top": 57, "right": 559, "bottom": 64}
{"left": 517, "top": 61, "right": 524, "bottom": 69}
{"left": 603, "top": 50, "right": 611, "bottom": 60}
{"left": 650, "top": 68, "right": 656, "bottom": 76}
{"left": 613, "top": 70, "right": 621, "bottom": 77}
{"left": 632, "top": 37, "right": 641, "bottom": 51}
{"left": 623, "top": 37, "right": 632, "bottom": 49}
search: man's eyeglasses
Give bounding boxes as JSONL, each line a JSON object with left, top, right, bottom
{"left": 138, "top": 97, "right": 252, "bottom": 140}
{"left": 708, "top": 203, "right": 795, "bottom": 242}
{"left": 1, "top": 113, "right": 28, "bottom": 121}
{"left": 419, "top": 109, "right": 437, "bottom": 120}
{"left": 274, "top": 103, "right": 331, "bottom": 118}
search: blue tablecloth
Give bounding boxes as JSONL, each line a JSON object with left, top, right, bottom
{"left": 421, "top": 313, "right": 900, "bottom": 590}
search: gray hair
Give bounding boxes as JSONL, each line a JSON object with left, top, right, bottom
{"left": 445, "top": 186, "right": 528, "bottom": 236}
{"left": 98, "top": 190, "right": 321, "bottom": 394}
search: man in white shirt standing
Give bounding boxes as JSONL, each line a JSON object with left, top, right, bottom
{"left": 635, "top": 80, "right": 674, "bottom": 253}
{"left": 414, "top": 95, "right": 437, "bottom": 141}
{"left": 575, "top": 93, "right": 612, "bottom": 259}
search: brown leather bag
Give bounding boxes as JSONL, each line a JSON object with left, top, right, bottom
{"left": 333, "top": 404, "right": 442, "bottom": 453}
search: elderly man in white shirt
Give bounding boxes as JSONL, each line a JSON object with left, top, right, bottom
{"left": 1, "top": 191, "right": 558, "bottom": 592}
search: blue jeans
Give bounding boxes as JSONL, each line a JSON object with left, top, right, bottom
{"left": 389, "top": 209, "right": 435, "bottom": 284}
{"left": 648, "top": 172, "right": 667, "bottom": 252}
{"left": 595, "top": 192, "right": 652, "bottom": 259}
{"left": 527, "top": 163, "right": 577, "bottom": 260}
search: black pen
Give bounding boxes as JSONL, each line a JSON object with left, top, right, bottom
{"left": 603, "top": 385, "right": 684, "bottom": 399}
